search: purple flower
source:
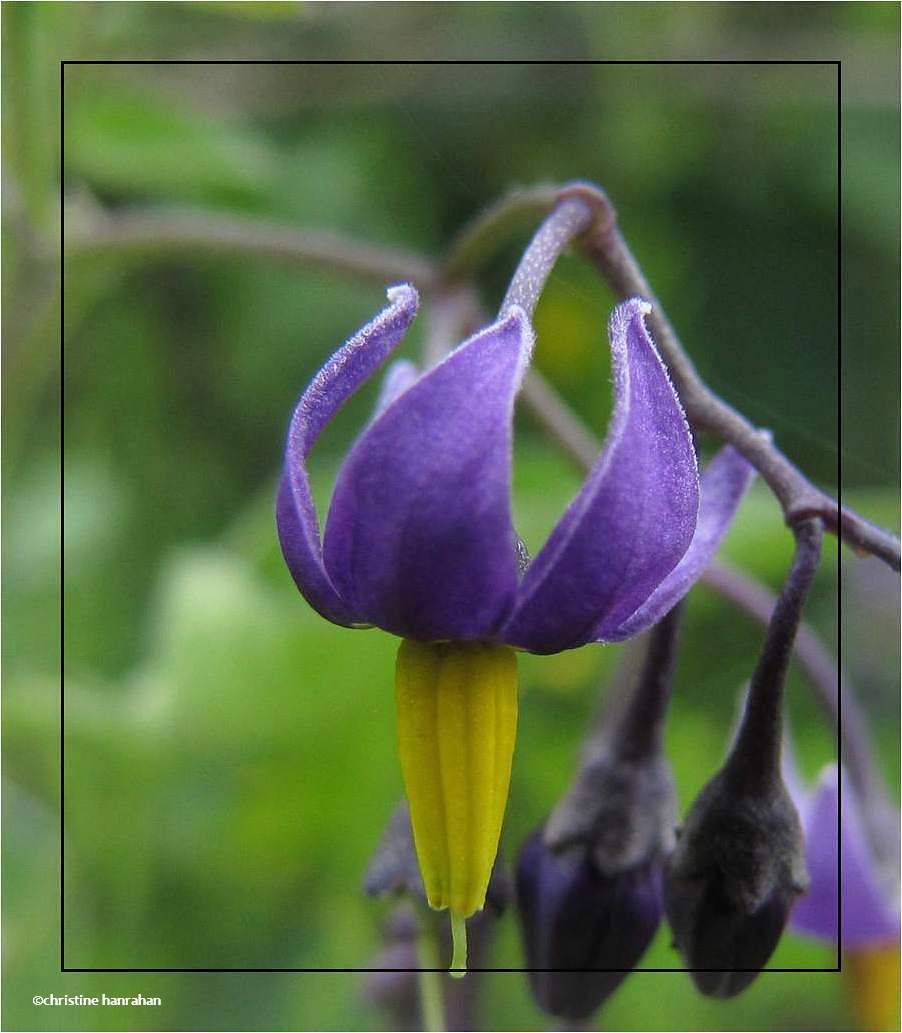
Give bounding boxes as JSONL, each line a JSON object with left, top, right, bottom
{"left": 276, "top": 281, "right": 755, "bottom": 971}
{"left": 790, "top": 764, "right": 900, "bottom": 948}
{"left": 276, "top": 285, "right": 753, "bottom": 653}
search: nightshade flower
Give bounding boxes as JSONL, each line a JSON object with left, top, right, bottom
{"left": 788, "top": 763, "right": 901, "bottom": 1031}
{"left": 276, "top": 282, "right": 753, "bottom": 971}
{"left": 790, "top": 764, "right": 900, "bottom": 947}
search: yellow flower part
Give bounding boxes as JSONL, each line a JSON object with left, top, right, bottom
{"left": 395, "top": 639, "right": 518, "bottom": 974}
{"left": 844, "top": 944, "right": 901, "bottom": 1032}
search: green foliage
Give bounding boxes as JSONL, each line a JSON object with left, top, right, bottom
{"left": 3, "top": 4, "right": 899, "bottom": 1031}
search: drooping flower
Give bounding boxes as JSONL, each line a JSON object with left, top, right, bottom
{"left": 276, "top": 282, "right": 753, "bottom": 970}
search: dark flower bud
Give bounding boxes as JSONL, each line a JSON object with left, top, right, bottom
{"left": 664, "top": 767, "right": 809, "bottom": 998}
{"left": 665, "top": 520, "right": 820, "bottom": 998}
{"left": 517, "top": 823, "right": 665, "bottom": 1020}
{"left": 516, "top": 606, "right": 683, "bottom": 1020}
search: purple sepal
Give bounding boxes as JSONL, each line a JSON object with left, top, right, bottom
{"left": 323, "top": 308, "right": 533, "bottom": 641}
{"left": 504, "top": 299, "right": 698, "bottom": 654}
{"left": 276, "top": 285, "right": 419, "bottom": 626}
{"left": 604, "top": 445, "right": 755, "bottom": 641}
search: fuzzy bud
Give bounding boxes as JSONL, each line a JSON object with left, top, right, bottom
{"left": 665, "top": 768, "right": 809, "bottom": 998}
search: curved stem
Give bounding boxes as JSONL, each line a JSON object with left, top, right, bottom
{"left": 443, "top": 183, "right": 559, "bottom": 284}
{"left": 702, "top": 559, "right": 898, "bottom": 869}
{"left": 439, "top": 180, "right": 900, "bottom": 570}
{"left": 499, "top": 197, "right": 593, "bottom": 319}
{"left": 723, "top": 519, "right": 824, "bottom": 793}
{"left": 612, "top": 602, "right": 684, "bottom": 763}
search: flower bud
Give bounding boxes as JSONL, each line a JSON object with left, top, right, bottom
{"left": 516, "top": 607, "right": 684, "bottom": 1019}
{"left": 517, "top": 827, "right": 664, "bottom": 1020}
{"left": 665, "top": 520, "right": 820, "bottom": 997}
{"left": 664, "top": 769, "right": 809, "bottom": 998}
{"left": 516, "top": 749, "right": 676, "bottom": 1019}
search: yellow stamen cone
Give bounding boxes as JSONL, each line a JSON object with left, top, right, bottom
{"left": 395, "top": 639, "right": 518, "bottom": 967}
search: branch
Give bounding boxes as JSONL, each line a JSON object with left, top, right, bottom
{"left": 568, "top": 184, "right": 899, "bottom": 569}
{"left": 519, "top": 370, "right": 600, "bottom": 472}
{"left": 443, "top": 183, "right": 559, "bottom": 284}
{"left": 443, "top": 181, "right": 901, "bottom": 571}
{"left": 62, "top": 186, "right": 900, "bottom": 571}
{"left": 63, "top": 203, "right": 440, "bottom": 289}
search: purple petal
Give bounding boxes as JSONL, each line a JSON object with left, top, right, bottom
{"left": 276, "top": 285, "right": 419, "bottom": 626}
{"left": 322, "top": 308, "right": 533, "bottom": 641}
{"left": 791, "top": 766, "right": 899, "bottom": 947}
{"left": 371, "top": 359, "right": 419, "bottom": 420}
{"left": 503, "top": 299, "right": 698, "bottom": 654}
{"left": 602, "top": 446, "right": 755, "bottom": 641}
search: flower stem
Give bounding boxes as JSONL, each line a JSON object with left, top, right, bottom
{"left": 499, "top": 197, "right": 593, "bottom": 320}
{"left": 443, "top": 183, "right": 559, "bottom": 283}
{"left": 702, "top": 559, "right": 897, "bottom": 845}
{"left": 416, "top": 926, "right": 447, "bottom": 1032}
{"left": 611, "top": 602, "right": 684, "bottom": 763}
{"left": 64, "top": 201, "right": 439, "bottom": 288}
{"left": 723, "top": 518, "right": 824, "bottom": 793}
{"left": 449, "top": 912, "right": 468, "bottom": 979}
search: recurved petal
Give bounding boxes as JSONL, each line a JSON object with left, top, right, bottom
{"left": 276, "top": 285, "right": 419, "bottom": 626}
{"left": 601, "top": 445, "right": 755, "bottom": 642}
{"left": 791, "top": 766, "right": 900, "bottom": 947}
{"left": 503, "top": 298, "right": 698, "bottom": 654}
{"left": 323, "top": 308, "right": 533, "bottom": 641}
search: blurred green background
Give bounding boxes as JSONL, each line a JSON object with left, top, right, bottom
{"left": 3, "top": 3, "right": 900, "bottom": 1031}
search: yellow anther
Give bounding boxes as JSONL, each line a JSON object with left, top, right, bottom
{"left": 395, "top": 639, "right": 518, "bottom": 967}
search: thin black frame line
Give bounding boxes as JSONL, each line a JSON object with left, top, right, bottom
{"left": 59, "top": 57, "right": 844, "bottom": 976}
{"left": 835, "top": 58, "right": 844, "bottom": 974}
{"left": 61, "top": 966, "right": 842, "bottom": 975}
{"left": 59, "top": 57, "right": 67, "bottom": 977}
{"left": 60, "top": 59, "right": 841, "bottom": 67}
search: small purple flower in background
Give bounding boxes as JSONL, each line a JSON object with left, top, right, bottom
{"left": 790, "top": 764, "right": 899, "bottom": 948}
{"left": 517, "top": 827, "right": 665, "bottom": 1019}
{"left": 788, "top": 763, "right": 901, "bottom": 1031}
